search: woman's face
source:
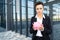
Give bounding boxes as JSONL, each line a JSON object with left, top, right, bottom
{"left": 36, "top": 4, "right": 44, "bottom": 15}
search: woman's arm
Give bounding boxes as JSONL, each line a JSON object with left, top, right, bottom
{"left": 42, "top": 16, "right": 52, "bottom": 35}
{"left": 30, "top": 17, "right": 37, "bottom": 34}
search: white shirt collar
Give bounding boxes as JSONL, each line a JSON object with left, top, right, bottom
{"left": 35, "top": 14, "right": 45, "bottom": 19}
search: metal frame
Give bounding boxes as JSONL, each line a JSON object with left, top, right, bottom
{"left": 15, "top": 0, "right": 17, "bottom": 32}
{"left": 20, "top": 0, "right": 22, "bottom": 34}
{"left": 7, "top": 0, "right": 13, "bottom": 30}
{"left": 44, "top": 0, "right": 60, "bottom": 6}
{"left": 34, "top": 0, "right": 36, "bottom": 16}
{"left": 26, "top": 0, "right": 28, "bottom": 37}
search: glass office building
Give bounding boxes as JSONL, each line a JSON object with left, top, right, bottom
{"left": 0, "top": 0, "right": 60, "bottom": 39}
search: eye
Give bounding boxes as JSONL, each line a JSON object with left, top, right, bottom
{"left": 40, "top": 8, "right": 42, "bottom": 9}
{"left": 36, "top": 8, "right": 39, "bottom": 10}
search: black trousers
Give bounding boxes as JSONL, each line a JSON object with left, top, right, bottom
{"left": 32, "top": 36, "right": 50, "bottom": 40}
{"left": 32, "top": 36, "right": 43, "bottom": 40}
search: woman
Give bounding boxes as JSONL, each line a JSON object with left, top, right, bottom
{"left": 30, "top": 1, "right": 52, "bottom": 40}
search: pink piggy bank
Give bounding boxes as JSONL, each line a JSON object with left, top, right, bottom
{"left": 33, "top": 22, "right": 42, "bottom": 30}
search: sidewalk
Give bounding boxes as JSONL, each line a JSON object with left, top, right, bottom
{"left": 0, "top": 23, "right": 60, "bottom": 40}
{"left": 53, "top": 24, "right": 60, "bottom": 40}
{"left": 0, "top": 27, "right": 31, "bottom": 40}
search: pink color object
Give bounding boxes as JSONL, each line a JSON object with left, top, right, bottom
{"left": 33, "top": 22, "right": 42, "bottom": 30}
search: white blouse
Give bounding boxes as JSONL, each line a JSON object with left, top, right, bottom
{"left": 35, "top": 14, "right": 45, "bottom": 37}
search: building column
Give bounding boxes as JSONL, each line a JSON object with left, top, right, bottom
{"left": 7, "top": 0, "right": 13, "bottom": 31}
{"left": 34, "top": 0, "right": 36, "bottom": 16}
{"left": 26, "top": 0, "right": 28, "bottom": 37}
{"left": 20, "top": 0, "right": 22, "bottom": 34}
{"left": 49, "top": 4, "right": 53, "bottom": 40}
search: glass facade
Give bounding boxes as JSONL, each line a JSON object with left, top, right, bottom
{"left": 53, "top": 4, "right": 60, "bottom": 21}
{"left": 8, "top": 0, "right": 35, "bottom": 36}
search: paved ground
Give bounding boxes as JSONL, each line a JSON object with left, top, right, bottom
{"left": 53, "top": 24, "right": 60, "bottom": 40}
{"left": 0, "top": 31, "right": 31, "bottom": 40}
{"left": 0, "top": 23, "right": 60, "bottom": 40}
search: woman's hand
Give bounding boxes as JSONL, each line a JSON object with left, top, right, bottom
{"left": 32, "top": 22, "right": 44, "bottom": 31}
{"left": 39, "top": 24, "right": 44, "bottom": 31}
{"left": 32, "top": 24, "right": 37, "bottom": 31}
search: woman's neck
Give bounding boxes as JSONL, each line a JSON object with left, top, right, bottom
{"left": 37, "top": 13, "right": 43, "bottom": 18}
